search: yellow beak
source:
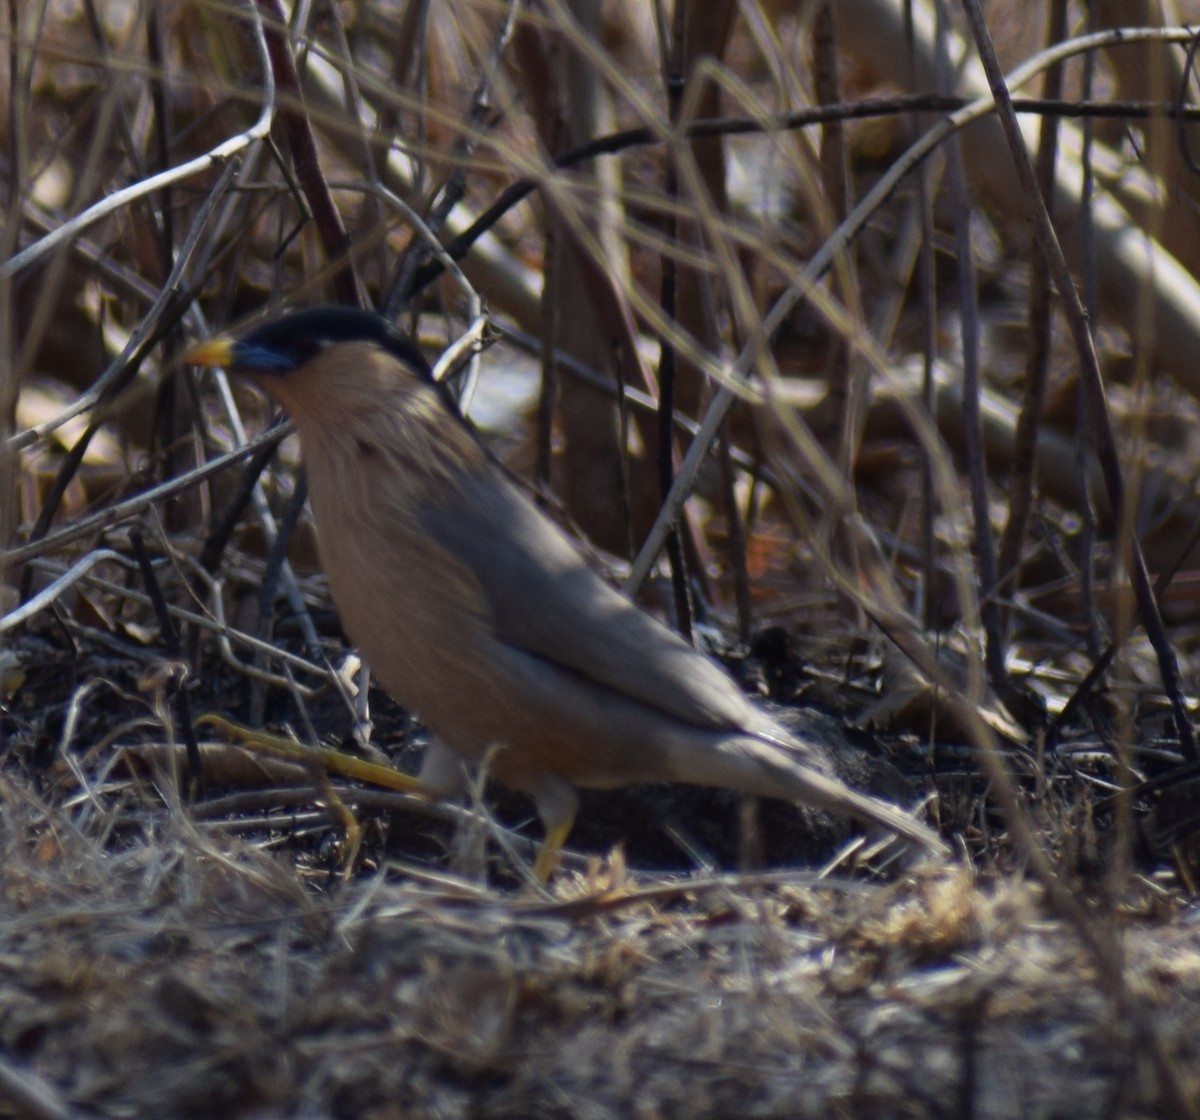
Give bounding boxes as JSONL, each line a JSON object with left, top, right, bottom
{"left": 181, "top": 336, "right": 237, "bottom": 368}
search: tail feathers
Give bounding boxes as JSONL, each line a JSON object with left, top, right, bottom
{"left": 681, "top": 733, "right": 948, "bottom": 859}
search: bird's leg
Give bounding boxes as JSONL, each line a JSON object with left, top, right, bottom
{"left": 525, "top": 773, "right": 580, "bottom": 884}
{"left": 415, "top": 739, "right": 471, "bottom": 800}
{"left": 533, "top": 818, "right": 574, "bottom": 883}
{"left": 419, "top": 742, "right": 498, "bottom": 877}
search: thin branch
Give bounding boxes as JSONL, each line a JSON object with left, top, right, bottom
{"left": 404, "top": 89, "right": 1200, "bottom": 300}
{"left": 960, "top": 5, "right": 1196, "bottom": 762}
{"left": 629, "top": 26, "right": 1192, "bottom": 595}
{"left": 256, "top": 0, "right": 360, "bottom": 305}
{"left": 1, "top": 425, "right": 289, "bottom": 570}
{"left": 0, "top": 0, "right": 274, "bottom": 282}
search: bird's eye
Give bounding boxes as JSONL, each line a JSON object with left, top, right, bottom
{"left": 356, "top": 439, "right": 376, "bottom": 458}
{"left": 282, "top": 337, "right": 326, "bottom": 366}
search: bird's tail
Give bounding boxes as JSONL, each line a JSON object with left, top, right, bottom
{"left": 673, "top": 731, "right": 949, "bottom": 859}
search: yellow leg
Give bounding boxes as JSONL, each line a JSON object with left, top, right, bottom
{"left": 533, "top": 816, "right": 574, "bottom": 884}
{"left": 528, "top": 775, "right": 580, "bottom": 884}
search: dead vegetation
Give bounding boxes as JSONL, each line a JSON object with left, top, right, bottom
{"left": 5, "top": 0, "right": 1200, "bottom": 1116}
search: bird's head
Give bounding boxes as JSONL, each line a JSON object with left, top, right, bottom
{"left": 184, "top": 305, "right": 482, "bottom": 482}
{"left": 184, "top": 306, "right": 429, "bottom": 393}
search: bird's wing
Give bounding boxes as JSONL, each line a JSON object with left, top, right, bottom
{"left": 419, "top": 471, "right": 755, "bottom": 732}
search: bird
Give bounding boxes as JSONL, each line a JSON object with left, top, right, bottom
{"left": 184, "top": 306, "right": 947, "bottom": 877}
